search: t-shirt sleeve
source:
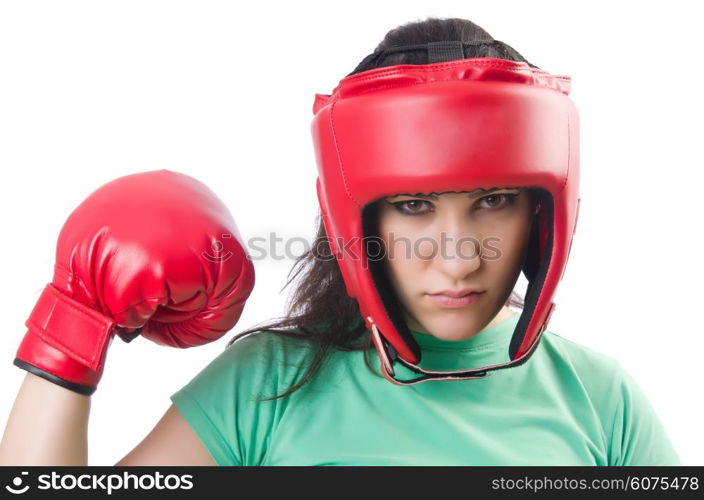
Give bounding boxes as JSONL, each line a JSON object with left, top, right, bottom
{"left": 169, "top": 332, "right": 294, "bottom": 466}
{"left": 607, "top": 363, "right": 681, "bottom": 466}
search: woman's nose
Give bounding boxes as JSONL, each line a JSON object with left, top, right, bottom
{"left": 419, "top": 221, "right": 482, "bottom": 278}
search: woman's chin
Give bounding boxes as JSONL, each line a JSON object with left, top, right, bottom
{"left": 414, "top": 317, "right": 484, "bottom": 342}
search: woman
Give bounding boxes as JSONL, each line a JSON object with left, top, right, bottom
{"left": 0, "top": 17, "right": 680, "bottom": 466}
{"left": 163, "top": 17, "right": 679, "bottom": 465}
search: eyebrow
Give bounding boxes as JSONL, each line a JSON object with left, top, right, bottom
{"left": 388, "top": 188, "right": 521, "bottom": 200}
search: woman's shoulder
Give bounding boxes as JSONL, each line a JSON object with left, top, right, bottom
{"left": 540, "top": 328, "right": 621, "bottom": 375}
{"left": 172, "top": 328, "right": 317, "bottom": 408}
{"left": 539, "top": 331, "right": 681, "bottom": 465}
{"left": 534, "top": 328, "right": 628, "bottom": 411}
{"left": 221, "top": 328, "right": 315, "bottom": 366}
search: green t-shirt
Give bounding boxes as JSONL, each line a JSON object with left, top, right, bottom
{"left": 170, "top": 313, "right": 681, "bottom": 466}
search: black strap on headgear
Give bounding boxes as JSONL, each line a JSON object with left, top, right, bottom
{"left": 426, "top": 40, "right": 466, "bottom": 63}
{"left": 348, "top": 39, "right": 539, "bottom": 76}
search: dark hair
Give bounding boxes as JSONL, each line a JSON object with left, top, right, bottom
{"left": 227, "top": 16, "right": 537, "bottom": 401}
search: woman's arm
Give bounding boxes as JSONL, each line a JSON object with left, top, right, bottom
{"left": 0, "top": 372, "right": 90, "bottom": 465}
{"left": 115, "top": 405, "right": 215, "bottom": 466}
{"left": 0, "top": 372, "right": 215, "bottom": 466}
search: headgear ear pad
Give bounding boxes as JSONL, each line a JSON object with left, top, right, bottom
{"left": 360, "top": 200, "right": 411, "bottom": 362}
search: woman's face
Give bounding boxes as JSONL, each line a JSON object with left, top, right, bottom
{"left": 376, "top": 188, "right": 538, "bottom": 342}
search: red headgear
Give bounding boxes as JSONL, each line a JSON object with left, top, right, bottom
{"left": 310, "top": 42, "right": 580, "bottom": 385}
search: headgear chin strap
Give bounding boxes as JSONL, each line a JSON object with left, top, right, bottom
{"left": 310, "top": 43, "right": 580, "bottom": 385}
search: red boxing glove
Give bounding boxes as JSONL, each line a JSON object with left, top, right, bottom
{"left": 14, "top": 169, "right": 255, "bottom": 395}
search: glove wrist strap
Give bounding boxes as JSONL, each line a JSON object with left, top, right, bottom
{"left": 24, "top": 283, "right": 115, "bottom": 372}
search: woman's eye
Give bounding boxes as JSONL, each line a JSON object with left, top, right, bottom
{"left": 388, "top": 193, "right": 518, "bottom": 215}
{"left": 390, "top": 200, "right": 432, "bottom": 215}
{"left": 477, "top": 193, "right": 518, "bottom": 210}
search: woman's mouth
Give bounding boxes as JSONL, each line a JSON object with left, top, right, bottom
{"left": 427, "top": 291, "right": 485, "bottom": 308}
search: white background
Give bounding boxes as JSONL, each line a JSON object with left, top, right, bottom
{"left": 1, "top": 0, "right": 702, "bottom": 465}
